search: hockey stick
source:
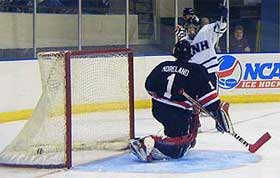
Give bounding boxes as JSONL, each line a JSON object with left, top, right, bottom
{"left": 178, "top": 89, "right": 271, "bottom": 153}
{"left": 215, "top": 0, "right": 227, "bottom": 48}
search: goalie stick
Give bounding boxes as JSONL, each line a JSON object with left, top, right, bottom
{"left": 178, "top": 89, "right": 271, "bottom": 153}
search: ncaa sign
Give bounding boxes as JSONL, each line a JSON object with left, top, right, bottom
{"left": 218, "top": 55, "right": 280, "bottom": 89}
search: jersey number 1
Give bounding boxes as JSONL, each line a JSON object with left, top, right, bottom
{"left": 163, "top": 74, "right": 175, "bottom": 99}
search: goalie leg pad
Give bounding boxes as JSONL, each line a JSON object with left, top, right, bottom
{"left": 149, "top": 147, "right": 169, "bottom": 160}
{"left": 129, "top": 134, "right": 195, "bottom": 161}
{"left": 129, "top": 136, "right": 169, "bottom": 161}
{"left": 214, "top": 101, "right": 234, "bottom": 133}
{"left": 129, "top": 137, "right": 155, "bottom": 162}
{"left": 152, "top": 135, "right": 195, "bottom": 159}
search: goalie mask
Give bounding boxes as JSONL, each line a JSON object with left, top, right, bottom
{"left": 173, "top": 40, "right": 192, "bottom": 61}
{"left": 184, "top": 17, "right": 200, "bottom": 40}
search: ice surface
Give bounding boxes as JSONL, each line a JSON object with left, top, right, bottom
{"left": 76, "top": 150, "right": 260, "bottom": 173}
{"left": 0, "top": 102, "right": 279, "bottom": 178}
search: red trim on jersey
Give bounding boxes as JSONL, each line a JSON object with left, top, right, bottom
{"left": 152, "top": 135, "right": 195, "bottom": 146}
{"left": 199, "top": 91, "right": 218, "bottom": 107}
{"left": 174, "top": 101, "right": 192, "bottom": 108}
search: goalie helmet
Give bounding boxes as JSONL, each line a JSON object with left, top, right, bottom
{"left": 173, "top": 40, "right": 192, "bottom": 61}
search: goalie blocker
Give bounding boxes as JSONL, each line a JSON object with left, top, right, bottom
{"left": 129, "top": 40, "right": 234, "bottom": 162}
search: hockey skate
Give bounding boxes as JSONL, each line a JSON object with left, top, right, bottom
{"left": 129, "top": 138, "right": 153, "bottom": 162}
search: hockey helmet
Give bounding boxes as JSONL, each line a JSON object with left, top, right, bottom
{"left": 183, "top": 8, "right": 195, "bottom": 16}
{"left": 173, "top": 40, "right": 192, "bottom": 61}
{"left": 184, "top": 17, "right": 200, "bottom": 39}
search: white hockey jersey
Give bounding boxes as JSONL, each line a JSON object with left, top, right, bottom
{"left": 180, "top": 21, "right": 227, "bottom": 74}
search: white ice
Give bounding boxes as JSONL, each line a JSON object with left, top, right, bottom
{"left": 0, "top": 102, "right": 279, "bottom": 178}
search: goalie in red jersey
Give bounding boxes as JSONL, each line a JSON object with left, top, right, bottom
{"left": 129, "top": 40, "right": 234, "bottom": 162}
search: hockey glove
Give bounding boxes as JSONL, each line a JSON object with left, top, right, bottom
{"left": 175, "top": 25, "right": 186, "bottom": 40}
{"left": 218, "top": 4, "right": 228, "bottom": 21}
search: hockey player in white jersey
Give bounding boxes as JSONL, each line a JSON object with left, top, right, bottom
{"left": 181, "top": 3, "right": 227, "bottom": 88}
{"left": 175, "top": 2, "right": 228, "bottom": 131}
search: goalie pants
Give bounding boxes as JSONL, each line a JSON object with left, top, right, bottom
{"left": 136, "top": 99, "right": 200, "bottom": 160}
{"left": 151, "top": 99, "right": 193, "bottom": 137}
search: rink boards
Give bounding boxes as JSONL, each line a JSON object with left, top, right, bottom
{"left": 0, "top": 53, "right": 279, "bottom": 123}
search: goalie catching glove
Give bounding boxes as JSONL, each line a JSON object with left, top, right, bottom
{"left": 218, "top": 1, "right": 228, "bottom": 22}
{"left": 211, "top": 101, "right": 234, "bottom": 134}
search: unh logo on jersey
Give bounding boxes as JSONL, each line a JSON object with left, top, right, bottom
{"left": 218, "top": 55, "right": 242, "bottom": 89}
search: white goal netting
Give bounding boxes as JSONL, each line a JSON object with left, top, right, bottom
{"left": 0, "top": 50, "right": 134, "bottom": 168}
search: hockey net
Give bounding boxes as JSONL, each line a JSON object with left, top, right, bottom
{"left": 0, "top": 49, "right": 134, "bottom": 168}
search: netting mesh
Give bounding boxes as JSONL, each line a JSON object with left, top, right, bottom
{"left": 0, "top": 50, "right": 132, "bottom": 167}
{"left": 70, "top": 52, "right": 130, "bottom": 149}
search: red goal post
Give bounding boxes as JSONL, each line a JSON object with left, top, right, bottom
{"left": 0, "top": 49, "right": 135, "bottom": 169}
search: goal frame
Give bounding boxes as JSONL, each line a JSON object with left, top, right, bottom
{"left": 65, "top": 49, "right": 135, "bottom": 168}
{"left": 0, "top": 48, "right": 135, "bottom": 169}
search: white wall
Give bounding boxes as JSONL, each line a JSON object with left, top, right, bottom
{"left": 0, "top": 53, "right": 279, "bottom": 113}
{"left": 0, "top": 56, "right": 167, "bottom": 113}
{"left": 0, "top": 60, "right": 41, "bottom": 112}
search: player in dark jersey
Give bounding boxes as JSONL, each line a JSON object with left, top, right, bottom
{"left": 129, "top": 40, "right": 234, "bottom": 162}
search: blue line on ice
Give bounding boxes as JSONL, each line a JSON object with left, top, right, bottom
{"left": 76, "top": 149, "right": 261, "bottom": 173}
